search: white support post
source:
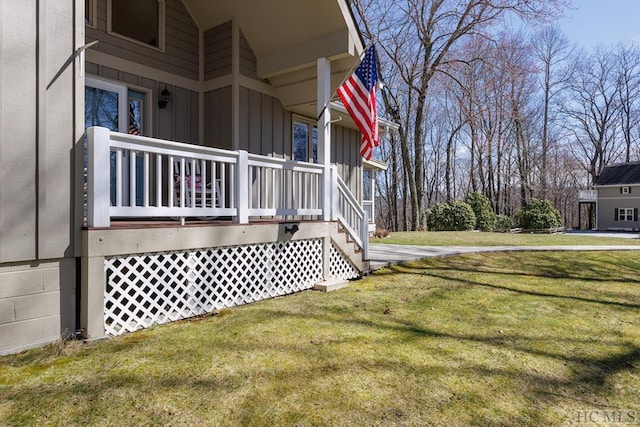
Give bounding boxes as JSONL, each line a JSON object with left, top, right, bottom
{"left": 235, "top": 150, "right": 249, "bottom": 224}
{"left": 361, "top": 213, "right": 370, "bottom": 260}
{"left": 317, "top": 57, "right": 332, "bottom": 221}
{"left": 330, "top": 165, "right": 339, "bottom": 221}
{"left": 87, "top": 126, "right": 111, "bottom": 228}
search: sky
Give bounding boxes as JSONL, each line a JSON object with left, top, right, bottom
{"left": 558, "top": 0, "right": 640, "bottom": 49}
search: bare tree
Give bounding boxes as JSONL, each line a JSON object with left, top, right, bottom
{"left": 351, "top": 0, "right": 568, "bottom": 230}
{"left": 615, "top": 43, "right": 640, "bottom": 162}
{"left": 531, "top": 25, "right": 574, "bottom": 198}
{"left": 562, "top": 47, "right": 623, "bottom": 183}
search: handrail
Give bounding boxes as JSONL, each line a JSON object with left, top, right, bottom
{"left": 86, "top": 127, "right": 330, "bottom": 227}
{"left": 333, "top": 167, "right": 369, "bottom": 259}
{"left": 247, "top": 154, "right": 324, "bottom": 217}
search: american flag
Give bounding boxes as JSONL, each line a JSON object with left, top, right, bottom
{"left": 337, "top": 45, "right": 379, "bottom": 160}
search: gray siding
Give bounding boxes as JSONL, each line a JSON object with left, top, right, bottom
{"left": 86, "top": 0, "right": 199, "bottom": 80}
{"left": 596, "top": 185, "right": 640, "bottom": 231}
{"left": 239, "top": 30, "right": 258, "bottom": 79}
{"left": 332, "top": 125, "right": 362, "bottom": 200}
{"left": 204, "top": 21, "right": 232, "bottom": 80}
{"left": 204, "top": 87, "right": 233, "bottom": 150}
{"left": 238, "top": 87, "right": 292, "bottom": 158}
{"left": 0, "top": 0, "right": 78, "bottom": 355}
{"left": 87, "top": 63, "right": 199, "bottom": 144}
{"left": 0, "top": 0, "right": 77, "bottom": 262}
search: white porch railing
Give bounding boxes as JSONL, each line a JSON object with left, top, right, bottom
{"left": 247, "top": 154, "right": 324, "bottom": 217}
{"left": 86, "top": 127, "right": 369, "bottom": 258}
{"left": 578, "top": 189, "right": 597, "bottom": 202}
{"left": 332, "top": 167, "right": 369, "bottom": 259}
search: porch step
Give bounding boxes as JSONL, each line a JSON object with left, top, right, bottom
{"left": 314, "top": 279, "right": 351, "bottom": 292}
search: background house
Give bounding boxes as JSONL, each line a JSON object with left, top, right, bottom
{"left": 0, "top": 0, "right": 388, "bottom": 355}
{"left": 594, "top": 162, "right": 640, "bottom": 231}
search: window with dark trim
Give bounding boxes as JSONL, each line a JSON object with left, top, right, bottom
{"left": 109, "top": 0, "right": 164, "bottom": 49}
{"left": 621, "top": 186, "right": 631, "bottom": 194}
{"left": 615, "top": 207, "right": 638, "bottom": 222}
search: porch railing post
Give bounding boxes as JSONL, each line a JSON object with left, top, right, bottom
{"left": 87, "top": 126, "right": 111, "bottom": 228}
{"left": 330, "top": 166, "right": 339, "bottom": 221}
{"left": 361, "top": 210, "right": 369, "bottom": 260}
{"left": 235, "top": 150, "right": 249, "bottom": 224}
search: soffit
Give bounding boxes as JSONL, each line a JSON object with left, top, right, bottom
{"left": 182, "top": 0, "right": 362, "bottom": 77}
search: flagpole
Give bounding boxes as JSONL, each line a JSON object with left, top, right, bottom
{"left": 316, "top": 46, "right": 371, "bottom": 121}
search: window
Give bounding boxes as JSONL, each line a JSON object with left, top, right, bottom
{"left": 621, "top": 186, "right": 631, "bottom": 194}
{"left": 108, "top": 0, "right": 165, "bottom": 50}
{"left": 85, "top": 0, "right": 97, "bottom": 27}
{"left": 363, "top": 169, "right": 372, "bottom": 201}
{"left": 293, "top": 118, "right": 318, "bottom": 163}
{"left": 617, "top": 208, "right": 637, "bottom": 222}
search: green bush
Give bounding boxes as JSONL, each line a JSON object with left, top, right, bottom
{"left": 494, "top": 215, "right": 514, "bottom": 231}
{"left": 427, "top": 200, "right": 476, "bottom": 231}
{"left": 515, "top": 199, "right": 563, "bottom": 229}
{"left": 464, "top": 192, "right": 496, "bottom": 231}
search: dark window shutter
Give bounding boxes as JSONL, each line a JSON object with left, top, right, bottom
{"left": 635, "top": 208, "right": 638, "bottom": 222}
{"left": 614, "top": 208, "right": 619, "bottom": 221}
{"left": 629, "top": 187, "right": 632, "bottom": 194}
{"left": 621, "top": 187, "right": 623, "bottom": 194}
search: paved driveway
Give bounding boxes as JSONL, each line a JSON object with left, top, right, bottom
{"left": 368, "top": 243, "right": 640, "bottom": 271}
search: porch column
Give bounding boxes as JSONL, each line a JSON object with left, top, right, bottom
{"left": 317, "top": 57, "right": 332, "bottom": 221}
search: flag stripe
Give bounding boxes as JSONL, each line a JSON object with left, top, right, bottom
{"left": 336, "top": 45, "right": 379, "bottom": 160}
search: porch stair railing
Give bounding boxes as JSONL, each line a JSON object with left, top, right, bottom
{"left": 86, "top": 127, "right": 368, "bottom": 260}
{"left": 331, "top": 167, "right": 369, "bottom": 260}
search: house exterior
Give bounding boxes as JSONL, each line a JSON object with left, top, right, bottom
{"left": 593, "top": 162, "right": 640, "bottom": 231}
{"left": 0, "top": 0, "right": 388, "bottom": 355}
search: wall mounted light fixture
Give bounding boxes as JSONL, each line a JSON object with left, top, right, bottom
{"left": 285, "top": 223, "right": 299, "bottom": 235}
{"left": 158, "top": 86, "right": 171, "bottom": 109}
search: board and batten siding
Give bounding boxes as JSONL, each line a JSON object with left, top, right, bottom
{"left": 204, "top": 21, "right": 232, "bottom": 81}
{"left": 0, "top": 0, "right": 79, "bottom": 355}
{"left": 204, "top": 87, "right": 233, "bottom": 150}
{"left": 86, "top": 0, "right": 199, "bottom": 81}
{"left": 86, "top": 62, "right": 199, "bottom": 144}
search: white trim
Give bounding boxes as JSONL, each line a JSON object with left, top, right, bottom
{"left": 292, "top": 115, "right": 318, "bottom": 164}
{"left": 199, "top": 28, "right": 205, "bottom": 144}
{"left": 107, "top": 0, "right": 166, "bottom": 52}
{"left": 86, "top": 50, "right": 200, "bottom": 91}
{"left": 232, "top": 21, "right": 240, "bottom": 151}
{"left": 85, "top": 77, "right": 128, "bottom": 133}
{"left": 594, "top": 184, "right": 640, "bottom": 188}
{"left": 618, "top": 207, "right": 635, "bottom": 221}
{"left": 85, "top": 0, "right": 98, "bottom": 29}
{"left": 202, "top": 74, "right": 278, "bottom": 99}
{"left": 363, "top": 158, "right": 387, "bottom": 171}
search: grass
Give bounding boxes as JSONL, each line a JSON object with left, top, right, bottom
{"left": 372, "top": 230, "right": 640, "bottom": 246}
{"left": 2, "top": 251, "right": 640, "bottom": 426}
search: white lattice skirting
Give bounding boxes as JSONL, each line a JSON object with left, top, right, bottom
{"left": 329, "top": 243, "right": 360, "bottom": 281}
{"left": 104, "top": 239, "right": 325, "bottom": 335}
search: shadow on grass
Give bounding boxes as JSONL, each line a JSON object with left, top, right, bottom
{"left": 375, "top": 251, "right": 640, "bottom": 286}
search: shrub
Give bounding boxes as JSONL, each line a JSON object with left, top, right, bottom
{"left": 427, "top": 200, "right": 476, "bottom": 231}
{"left": 464, "top": 192, "right": 496, "bottom": 231}
{"left": 515, "top": 199, "right": 563, "bottom": 229}
{"left": 494, "top": 215, "right": 514, "bottom": 231}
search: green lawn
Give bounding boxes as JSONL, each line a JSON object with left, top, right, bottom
{"left": 1, "top": 251, "right": 639, "bottom": 426}
{"left": 372, "top": 230, "right": 640, "bottom": 246}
